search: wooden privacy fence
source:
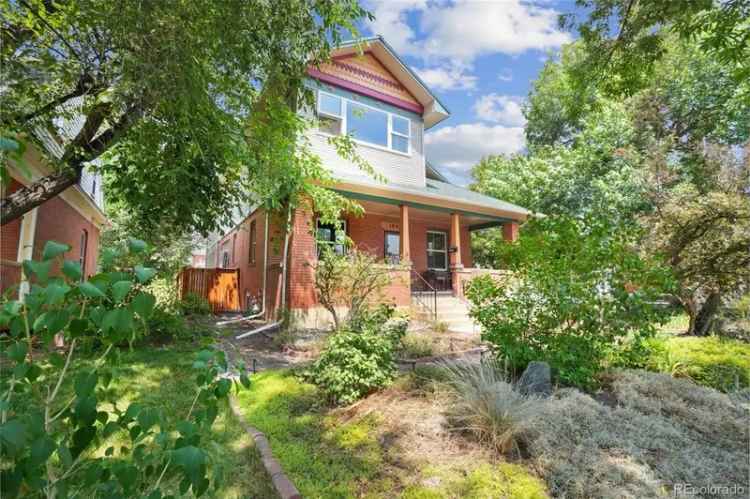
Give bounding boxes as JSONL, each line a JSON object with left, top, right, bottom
{"left": 179, "top": 268, "right": 241, "bottom": 313}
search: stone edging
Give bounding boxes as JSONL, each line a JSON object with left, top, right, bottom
{"left": 227, "top": 394, "right": 302, "bottom": 499}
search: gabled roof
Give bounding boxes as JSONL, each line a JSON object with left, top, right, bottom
{"left": 324, "top": 36, "right": 450, "bottom": 129}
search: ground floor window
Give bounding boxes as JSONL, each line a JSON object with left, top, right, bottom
{"left": 316, "top": 220, "right": 347, "bottom": 256}
{"left": 426, "top": 230, "right": 447, "bottom": 270}
{"left": 384, "top": 231, "right": 400, "bottom": 264}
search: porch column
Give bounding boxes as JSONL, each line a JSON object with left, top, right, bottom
{"left": 502, "top": 221, "right": 519, "bottom": 242}
{"left": 399, "top": 204, "right": 410, "bottom": 263}
{"left": 17, "top": 207, "right": 38, "bottom": 300}
{"left": 449, "top": 212, "right": 462, "bottom": 269}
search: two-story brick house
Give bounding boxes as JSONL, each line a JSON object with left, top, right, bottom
{"left": 207, "top": 36, "right": 529, "bottom": 326}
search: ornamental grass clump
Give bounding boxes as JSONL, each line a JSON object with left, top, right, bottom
{"left": 438, "top": 360, "right": 542, "bottom": 455}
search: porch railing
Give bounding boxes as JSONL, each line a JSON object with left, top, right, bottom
{"left": 410, "top": 269, "right": 437, "bottom": 322}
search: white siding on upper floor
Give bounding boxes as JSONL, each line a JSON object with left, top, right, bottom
{"left": 306, "top": 118, "right": 426, "bottom": 189}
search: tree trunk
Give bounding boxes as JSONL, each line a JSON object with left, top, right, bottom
{"left": 688, "top": 292, "right": 721, "bottom": 336}
{"left": 1, "top": 166, "right": 81, "bottom": 225}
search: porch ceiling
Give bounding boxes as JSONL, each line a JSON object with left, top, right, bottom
{"left": 352, "top": 199, "right": 503, "bottom": 230}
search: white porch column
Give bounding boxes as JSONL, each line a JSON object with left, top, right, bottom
{"left": 17, "top": 207, "right": 38, "bottom": 300}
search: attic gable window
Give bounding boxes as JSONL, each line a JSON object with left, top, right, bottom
{"left": 317, "top": 90, "right": 411, "bottom": 155}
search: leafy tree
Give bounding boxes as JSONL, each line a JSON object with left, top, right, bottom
{"left": 0, "top": 0, "right": 370, "bottom": 236}
{"left": 0, "top": 240, "right": 249, "bottom": 497}
{"left": 475, "top": 34, "right": 749, "bottom": 335}
{"left": 466, "top": 216, "right": 672, "bottom": 388}
{"left": 561, "top": 0, "right": 750, "bottom": 95}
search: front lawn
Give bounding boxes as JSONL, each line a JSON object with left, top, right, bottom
{"left": 64, "top": 346, "right": 276, "bottom": 498}
{"left": 234, "top": 369, "right": 548, "bottom": 498}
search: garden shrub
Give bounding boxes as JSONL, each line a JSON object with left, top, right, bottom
{"left": 180, "top": 292, "right": 211, "bottom": 316}
{"left": 645, "top": 336, "right": 750, "bottom": 392}
{"left": 0, "top": 239, "right": 249, "bottom": 498}
{"left": 438, "top": 360, "right": 541, "bottom": 455}
{"left": 466, "top": 216, "right": 672, "bottom": 388}
{"left": 399, "top": 331, "right": 435, "bottom": 359}
{"left": 305, "top": 305, "right": 407, "bottom": 405}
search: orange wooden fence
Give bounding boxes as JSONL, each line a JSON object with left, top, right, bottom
{"left": 178, "top": 268, "right": 241, "bottom": 313}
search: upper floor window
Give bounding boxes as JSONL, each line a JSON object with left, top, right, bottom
{"left": 317, "top": 91, "right": 411, "bottom": 155}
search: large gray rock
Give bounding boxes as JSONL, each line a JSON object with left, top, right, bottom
{"left": 517, "top": 361, "right": 552, "bottom": 397}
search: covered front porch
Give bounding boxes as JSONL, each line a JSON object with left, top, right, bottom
{"left": 321, "top": 194, "right": 519, "bottom": 300}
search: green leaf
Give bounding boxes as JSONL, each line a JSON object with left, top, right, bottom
{"left": 30, "top": 436, "right": 56, "bottom": 465}
{"left": 69, "top": 318, "right": 89, "bottom": 337}
{"left": 79, "top": 281, "right": 107, "bottom": 300}
{"left": 6, "top": 342, "right": 27, "bottom": 363}
{"left": 111, "top": 281, "right": 133, "bottom": 303}
{"left": 45, "top": 282, "right": 71, "bottom": 306}
{"left": 62, "top": 260, "right": 83, "bottom": 281}
{"left": 0, "top": 420, "right": 27, "bottom": 456}
{"left": 214, "top": 378, "right": 231, "bottom": 398}
{"left": 74, "top": 371, "right": 98, "bottom": 397}
{"left": 58, "top": 445, "right": 73, "bottom": 469}
{"left": 131, "top": 292, "right": 156, "bottom": 319}
{"left": 127, "top": 238, "right": 148, "bottom": 254}
{"left": 42, "top": 241, "right": 71, "bottom": 261}
{"left": 239, "top": 374, "right": 251, "bottom": 389}
{"left": 137, "top": 407, "right": 160, "bottom": 432}
{"left": 172, "top": 446, "right": 207, "bottom": 491}
{"left": 102, "top": 308, "right": 134, "bottom": 334}
{"left": 44, "top": 310, "right": 71, "bottom": 335}
{"left": 134, "top": 265, "right": 157, "bottom": 284}
{"left": 22, "top": 260, "right": 52, "bottom": 283}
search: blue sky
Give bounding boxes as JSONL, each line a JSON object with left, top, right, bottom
{"left": 358, "top": 0, "right": 583, "bottom": 185}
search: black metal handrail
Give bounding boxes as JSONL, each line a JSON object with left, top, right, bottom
{"left": 410, "top": 269, "right": 437, "bottom": 322}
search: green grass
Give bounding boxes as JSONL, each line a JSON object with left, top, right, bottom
{"left": 646, "top": 335, "right": 750, "bottom": 392}
{"left": 402, "top": 463, "right": 548, "bottom": 499}
{"left": 234, "top": 370, "right": 391, "bottom": 498}
{"left": 67, "top": 346, "right": 275, "bottom": 498}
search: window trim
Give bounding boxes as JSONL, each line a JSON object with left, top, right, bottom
{"left": 317, "top": 90, "right": 412, "bottom": 156}
{"left": 248, "top": 220, "right": 257, "bottom": 265}
{"left": 384, "top": 231, "right": 400, "bottom": 265}
{"left": 426, "top": 230, "right": 448, "bottom": 271}
{"left": 316, "top": 219, "right": 348, "bottom": 256}
{"left": 79, "top": 229, "right": 88, "bottom": 280}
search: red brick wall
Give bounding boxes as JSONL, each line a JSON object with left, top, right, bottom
{"left": 1, "top": 180, "right": 23, "bottom": 262}
{"left": 211, "top": 208, "right": 289, "bottom": 316}
{"left": 287, "top": 205, "right": 318, "bottom": 310}
{"left": 346, "top": 211, "right": 473, "bottom": 272}
{"left": 34, "top": 195, "right": 100, "bottom": 280}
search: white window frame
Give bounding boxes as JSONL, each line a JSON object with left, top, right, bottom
{"left": 317, "top": 90, "right": 411, "bottom": 156}
{"left": 426, "top": 230, "right": 448, "bottom": 271}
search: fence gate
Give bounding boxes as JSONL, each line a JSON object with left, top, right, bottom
{"left": 179, "top": 268, "right": 241, "bottom": 313}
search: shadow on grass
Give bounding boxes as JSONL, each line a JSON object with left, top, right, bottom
{"left": 234, "top": 370, "right": 396, "bottom": 499}
{"left": 63, "top": 345, "right": 276, "bottom": 498}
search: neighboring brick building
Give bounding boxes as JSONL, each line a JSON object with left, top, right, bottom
{"left": 206, "top": 36, "right": 529, "bottom": 327}
{"left": 1, "top": 130, "right": 107, "bottom": 298}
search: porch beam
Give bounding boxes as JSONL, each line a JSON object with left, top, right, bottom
{"left": 399, "top": 204, "right": 410, "bottom": 263}
{"left": 450, "top": 212, "right": 462, "bottom": 269}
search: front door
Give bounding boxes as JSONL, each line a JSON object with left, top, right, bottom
{"left": 426, "top": 231, "right": 451, "bottom": 291}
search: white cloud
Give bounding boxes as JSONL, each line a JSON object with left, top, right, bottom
{"left": 415, "top": 63, "right": 477, "bottom": 91}
{"left": 497, "top": 68, "right": 513, "bottom": 82}
{"left": 367, "top": 0, "right": 570, "bottom": 62}
{"left": 473, "top": 94, "right": 526, "bottom": 126}
{"left": 424, "top": 123, "right": 525, "bottom": 175}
